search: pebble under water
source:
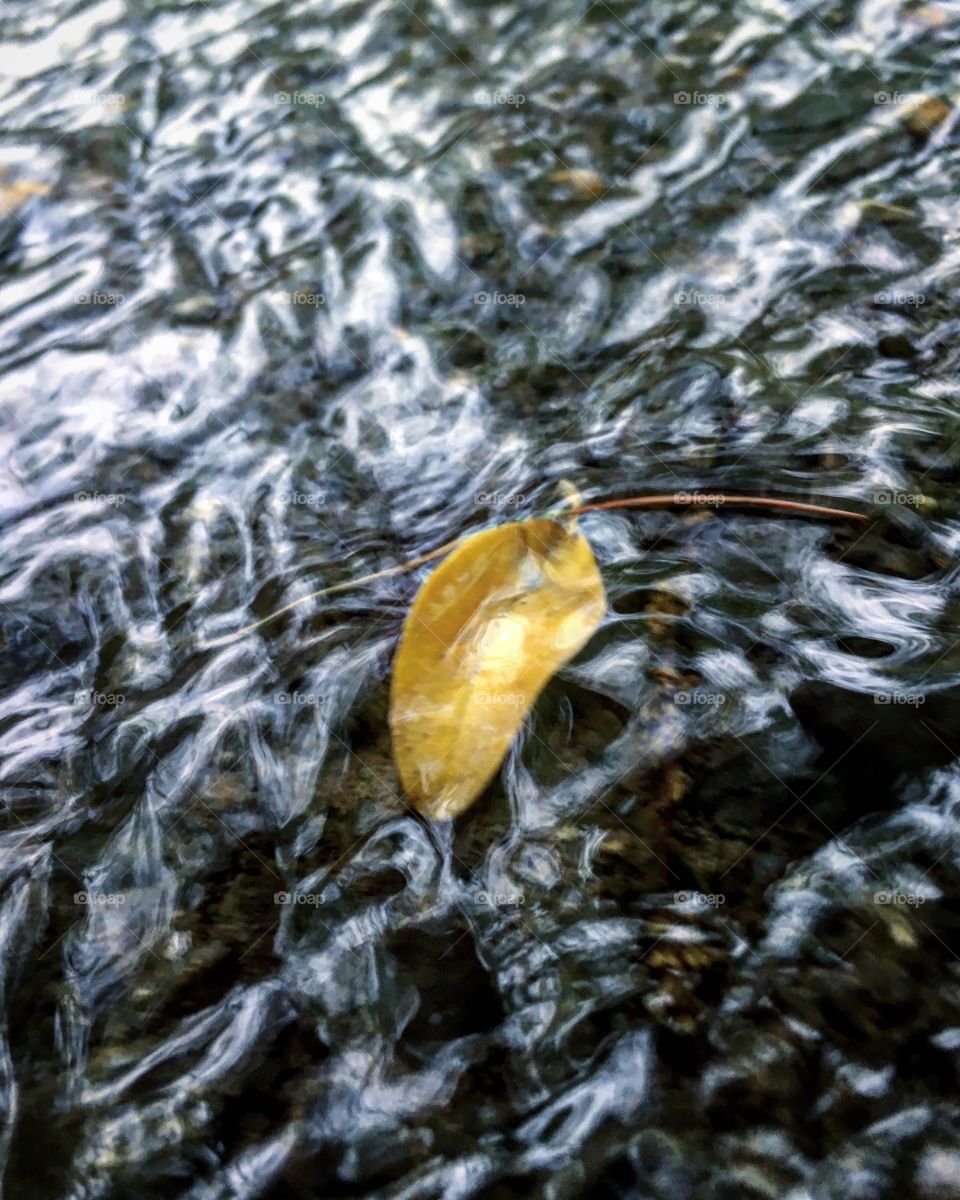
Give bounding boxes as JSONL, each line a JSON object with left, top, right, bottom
{"left": 1, "top": 0, "right": 960, "bottom": 1197}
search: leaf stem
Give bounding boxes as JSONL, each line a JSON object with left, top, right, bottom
{"left": 201, "top": 492, "right": 868, "bottom": 647}
{"left": 568, "top": 493, "right": 869, "bottom": 522}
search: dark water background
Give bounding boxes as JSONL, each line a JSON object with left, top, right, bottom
{"left": 2, "top": 0, "right": 960, "bottom": 1196}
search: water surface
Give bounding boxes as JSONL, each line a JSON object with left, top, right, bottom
{"left": 1, "top": 0, "right": 960, "bottom": 1197}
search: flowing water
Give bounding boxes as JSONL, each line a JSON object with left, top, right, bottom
{"left": 2, "top": 0, "right": 960, "bottom": 1196}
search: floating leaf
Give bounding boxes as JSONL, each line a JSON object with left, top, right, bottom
{"left": 549, "top": 168, "right": 606, "bottom": 200}
{"left": 0, "top": 178, "right": 51, "bottom": 213}
{"left": 389, "top": 517, "right": 606, "bottom": 819}
{"left": 901, "top": 95, "right": 951, "bottom": 136}
{"left": 856, "top": 199, "right": 915, "bottom": 224}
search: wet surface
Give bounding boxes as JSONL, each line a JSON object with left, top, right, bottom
{"left": 1, "top": 0, "right": 960, "bottom": 1196}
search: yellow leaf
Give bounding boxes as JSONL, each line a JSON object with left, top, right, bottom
{"left": 389, "top": 517, "right": 606, "bottom": 819}
{"left": 0, "top": 179, "right": 51, "bottom": 213}
{"left": 549, "top": 168, "right": 606, "bottom": 200}
{"left": 901, "top": 95, "right": 951, "bottom": 136}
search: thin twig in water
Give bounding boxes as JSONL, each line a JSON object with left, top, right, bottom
{"left": 202, "top": 493, "right": 868, "bottom": 647}
{"left": 568, "top": 494, "right": 869, "bottom": 521}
